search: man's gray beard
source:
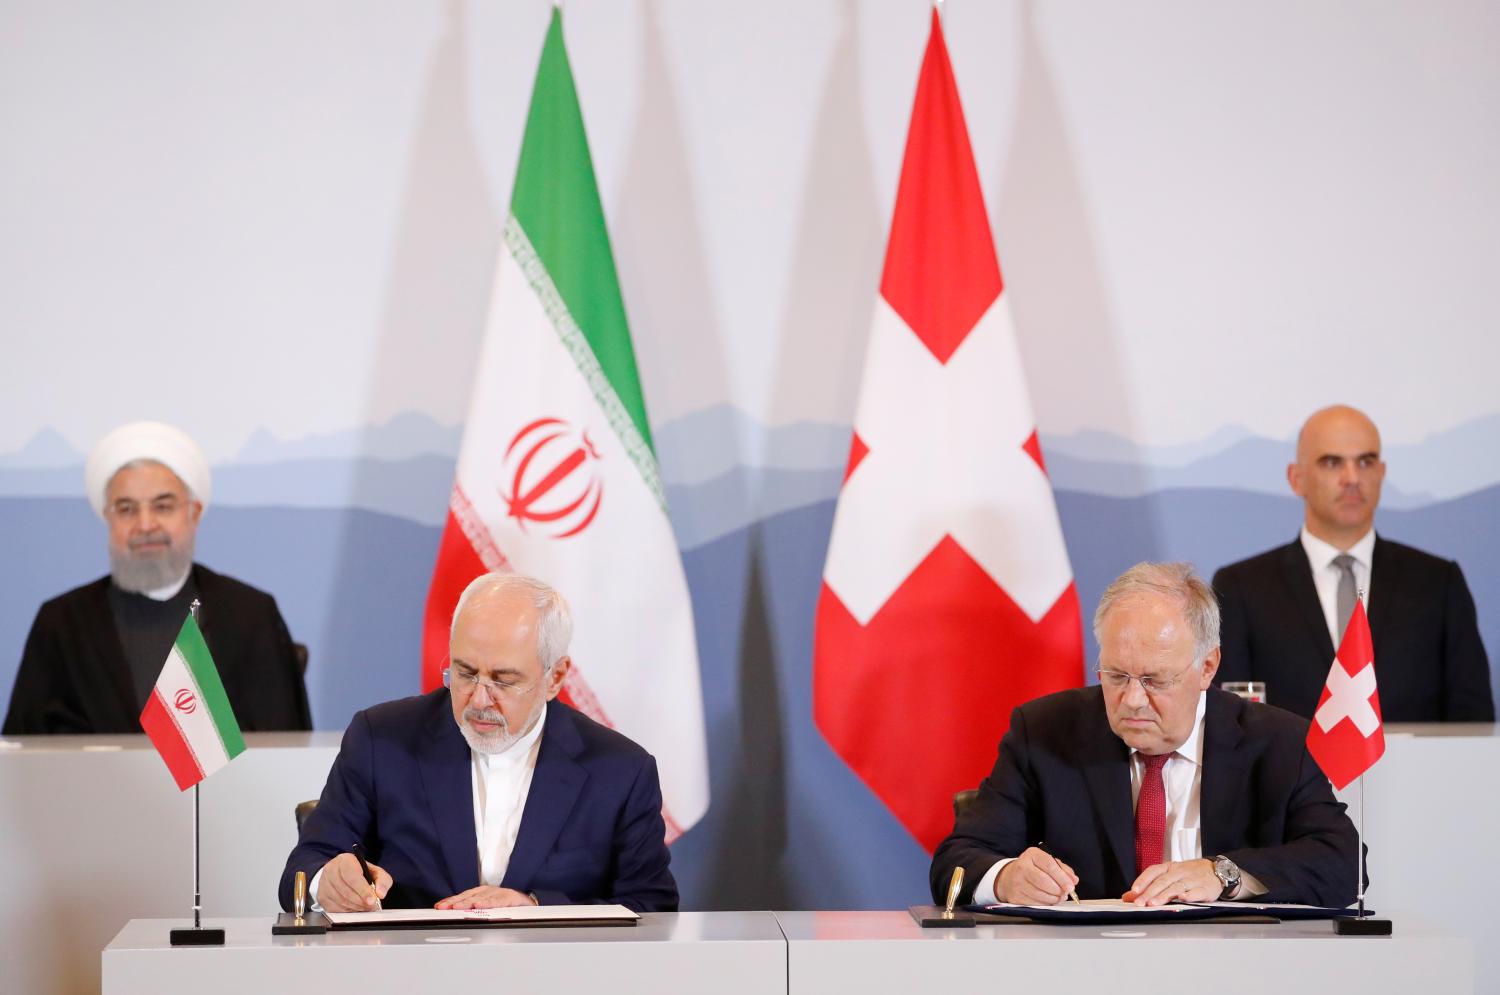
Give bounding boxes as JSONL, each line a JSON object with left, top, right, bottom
{"left": 109, "top": 533, "right": 195, "bottom": 595}
{"left": 458, "top": 694, "right": 546, "bottom": 756}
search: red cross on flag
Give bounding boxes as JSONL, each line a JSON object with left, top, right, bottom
{"left": 1307, "top": 598, "right": 1385, "bottom": 790}
{"left": 812, "top": 9, "right": 1084, "bottom": 854}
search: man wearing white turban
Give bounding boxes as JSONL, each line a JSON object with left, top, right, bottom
{"left": 3, "top": 422, "right": 311, "bottom": 734}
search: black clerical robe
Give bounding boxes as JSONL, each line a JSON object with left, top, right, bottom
{"left": 4, "top": 563, "right": 311, "bottom": 734}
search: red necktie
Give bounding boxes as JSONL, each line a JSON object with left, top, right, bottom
{"left": 1134, "top": 753, "right": 1170, "bottom": 876}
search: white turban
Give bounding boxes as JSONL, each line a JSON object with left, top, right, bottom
{"left": 85, "top": 421, "right": 212, "bottom": 519}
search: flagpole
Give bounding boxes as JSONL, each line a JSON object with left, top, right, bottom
{"left": 1329, "top": 590, "right": 1389, "bottom": 935}
{"left": 191, "top": 600, "right": 202, "bottom": 932}
{"left": 1354, "top": 588, "right": 1368, "bottom": 919}
{"left": 168, "top": 599, "right": 224, "bottom": 946}
{"left": 192, "top": 782, "right": 201, "bottom": 930}
{"left": 1355, "top": 773, "right": 1365, "bottom": 918}
{"left": 190, "top": 598, "right": 202, "bottom": 932}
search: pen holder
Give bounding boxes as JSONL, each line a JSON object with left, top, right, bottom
{"left": 272, "top": 912, "right": 330, "bottom": 935}
{"left": 907, "top": 904, "right": 976, "bottom": 928}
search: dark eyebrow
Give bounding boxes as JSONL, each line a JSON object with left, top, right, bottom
{"left": 1316, "top": 451, "right": 1380, "bottom": 463}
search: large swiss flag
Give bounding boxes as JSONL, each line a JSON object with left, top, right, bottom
{"left": 813, "top": 9, "right": 1084, "bottom": 854}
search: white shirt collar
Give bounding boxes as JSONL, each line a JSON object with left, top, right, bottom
{"left": 1132, "top": 689, "right": 1208, "bottom": 767}
{"left": 142, "top": 569, "right": 191, "bottom": 602}
{"left": 1300, "top": 525, "right": 1375, "bottom": 571}
{"left": 472, "top": 700, "right": 548, "bottom": 771}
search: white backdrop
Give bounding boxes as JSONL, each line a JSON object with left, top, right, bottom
{"left": 5, "top": 0, "right": 1498, "bottom": 456}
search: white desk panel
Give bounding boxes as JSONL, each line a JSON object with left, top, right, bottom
{"left": 0, "top": 733, "right": 340, "bottom": 995}
{"left": 776, "top": 910, "right": 1472, "bottom": 994}
{"left": 1336, "top": 723, "right": 1500, "bottom": 989}
{"left": 103, "top": 913, "right": 787, "bottom": 995}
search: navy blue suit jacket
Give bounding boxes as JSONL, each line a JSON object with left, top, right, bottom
{"left": 279, "top": 692, "right": 677, "bottom": 912}
{"left": 930, "top": 687, "right": 1360, "bottom": 908}
{"left": 1215, "top": 536, "right": 1493, "bottom": 722}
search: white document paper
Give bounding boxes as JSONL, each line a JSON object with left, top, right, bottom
{"left": 324, "top": 904, "right": 638, "bottom": 927}
{"left": 987, "top": 898, "right": 1199, "bottom": 914}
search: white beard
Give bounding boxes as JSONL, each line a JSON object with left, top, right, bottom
{"left": 109, "top": 531, "right": 194, "bottom": 594}
{"left": 458, "top": 693, "right": 546, "bottom": 756}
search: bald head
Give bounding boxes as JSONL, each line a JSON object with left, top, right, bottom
{"left": 1288, "top": 405, "right": 1385, "bottom": 549}
{"left": 1295, "top": 406, "right": 1380, "bottom": 463}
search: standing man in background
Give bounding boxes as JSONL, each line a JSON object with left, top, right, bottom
{"left": 1214, "top": 405, "right": 1493, "bottom": 722}
{"left": 4, "top": 420, "right": 310, "bottom": 734}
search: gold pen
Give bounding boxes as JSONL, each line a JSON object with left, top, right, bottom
{"left": 943, "top": 866, "right": 964, "bottom": 918}
{"left": 1037, "top": 841, "right": 1081, "bottom": 906}
{"left": 293, "top": 870, "right": 307, "bottom": 925}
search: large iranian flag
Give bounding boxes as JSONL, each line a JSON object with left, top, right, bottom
{"left": 139, "top": 613, "right": 246, "bottom": 791}
{"left": 813, "top": 10, "right": 1084, "bottom": 854}
{"left": 422, "top": 8, "right": 708, "bottom": 839}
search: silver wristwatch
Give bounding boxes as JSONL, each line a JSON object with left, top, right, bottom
{"left": 1212, "top": 855, "right": 1242, "bottom": 900}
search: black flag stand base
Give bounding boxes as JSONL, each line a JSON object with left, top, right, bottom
{"left": 170, "top": 927, "right": 227, "bottom": 946}
{"left": 170, "top": 780, "right": 226, "bottom": 946}
{"left": 1335, "top": 915, "right": 1392, "bottom": 936}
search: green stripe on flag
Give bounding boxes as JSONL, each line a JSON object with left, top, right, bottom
{"left": 510, "top": 7, "right": 655, "bottom": 457}
{"left": 174, "top": 615, "right": 247, "bottom": 758}
{"left": 505, "top": 216, "right": 666, "bottom": 511}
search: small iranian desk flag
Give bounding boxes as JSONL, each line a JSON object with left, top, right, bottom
{"left": 139, "top": 608, "right": 245, "bottom": 790}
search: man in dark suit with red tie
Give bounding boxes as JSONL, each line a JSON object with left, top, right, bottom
{"left": 1213, "top": 405, "right": 1493, "bottom": 722}
{"left": 279, "top": 573, "right": 677, "bottom": 913}
{"left": 932, "top": 562, "right": 1358, "bottom": 908}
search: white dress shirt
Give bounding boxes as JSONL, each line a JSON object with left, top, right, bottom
{"left": 972, "top": 692, "right": 1263, "bottom": 903}
{"left": 472, "top": 707, "right": 547, "bottom": 886}
{"left": 1128, "top": 690, "right": 1207, "bottom": 867}
{"left": 310, "top": 708, "right": 547, "bottom": 907}
{"left": 1300, "top": 526, "right": 1376, "bottom": 647}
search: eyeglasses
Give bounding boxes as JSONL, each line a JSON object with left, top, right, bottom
{"left": 443, "top": 667, "right": 539, "bottom": 701}
{"left": 1096, "top": 663, "right": 1196, "bottom": 695}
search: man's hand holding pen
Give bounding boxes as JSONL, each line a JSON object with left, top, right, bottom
{"left": 996, "top": 846, "right": 1080, "bottom": 906}
{"left": 316, "top": 851, "right": 392, "bottom": 912}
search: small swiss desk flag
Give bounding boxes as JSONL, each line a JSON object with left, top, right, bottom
{"left": 1306, "top": 599, "right": 1385, "bottom": 790}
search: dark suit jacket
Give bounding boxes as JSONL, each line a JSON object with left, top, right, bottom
{"left": 279, "top": 692, "right": 678, "bottom": 913}
{"left": 930, "top": 687, "right": 1359, "bottom": 907}
{"left": 1214, "top": 536, "right": 1494, "bottom": 722}
{"left": 3, "top": 564, "right": 311, "bottom": 734}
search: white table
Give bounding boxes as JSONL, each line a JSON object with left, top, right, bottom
{"left": 105, "top": 910, "right": 1473, "bottom": 995}
{"left": 102, "top": 913, "right": 787, "bottom": 995}
{"left": 776, "top": 910, "right": 1473, "bottom": 994}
